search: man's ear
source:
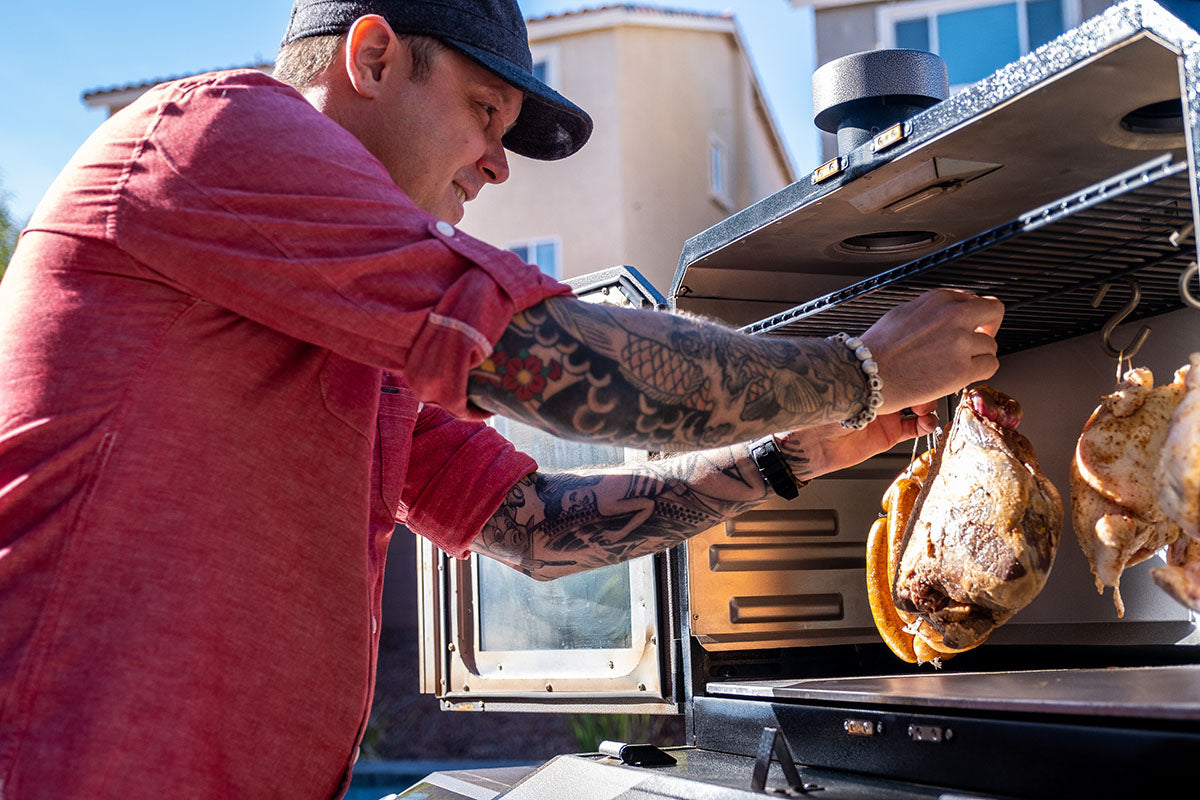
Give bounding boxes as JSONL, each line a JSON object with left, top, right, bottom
{"left": 344, "top": 14, "right": 406, "bottom": 98}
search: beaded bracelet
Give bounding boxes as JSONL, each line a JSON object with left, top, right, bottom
{"left": 829, "top": 332, "right": 884, "bottom": 430}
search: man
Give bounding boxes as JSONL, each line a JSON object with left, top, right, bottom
{"left": 0, "top": 0, "right": 1002, "bottom": 796}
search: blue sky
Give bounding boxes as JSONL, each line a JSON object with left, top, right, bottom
{"left": 0, "top": 1, "right": 818, "bottom": 222}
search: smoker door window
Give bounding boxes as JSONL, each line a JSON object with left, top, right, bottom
{"left": 477, "top": 559, "right": 633, "bottom": 650}
{"left": 882, "top": 0, "right": 1071, "bottom": 88}
{"left": 478, "top": 415, "right": 635, "bottom": 651}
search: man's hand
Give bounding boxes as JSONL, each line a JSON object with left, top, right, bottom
{"left": 776, "top": 401, "right": 939, "bottom": 482}
{"left": 860, "top": 289, "right": 1004, "bottom": 416}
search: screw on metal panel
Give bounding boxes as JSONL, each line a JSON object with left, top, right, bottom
{"left": 637, "top": 683, "right": 647, "bottom": 691}
{"left": 545, "top": 683, "right": 554, "bottom": 692}
{"left": 650, "top": 636, "right": 657, "bottom": 645}
{"left": 693, "top": 614, "right": 700, "bottom": 620}
{"left": 447, "top": 643, "right": 456, "bottom": 651}
{"left": 609, "top": 661, "right": 615, "bottom": 669}
{"left": 462, "top": 685, "right": 469, "bottom": 692}
{"left": 497, "top": 664, "right": 503, "bottom": 671}
{"left": 876, "top": 722, "right": 884, "bottom": 734}
{"left": 945, "top": 729, "right": 954, "bottom": 740}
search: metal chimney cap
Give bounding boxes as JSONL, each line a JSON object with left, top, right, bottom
{"left": 812, "top": 49, "right": 949, "bottom": 133}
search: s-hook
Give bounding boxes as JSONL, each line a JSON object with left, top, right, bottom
{"left": 1091, "top": 279, "right": 1151, "bottom": 361}
{"left": 1181, "top": 261, "right": 1200, "bottom": 309}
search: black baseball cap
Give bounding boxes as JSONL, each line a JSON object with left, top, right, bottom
{"left": 281, "top": 0, "right": 593, "bottom": 160}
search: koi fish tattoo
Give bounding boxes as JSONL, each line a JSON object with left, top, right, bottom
{"left": 468, "top": 298, "right": 867, "bottom": 450}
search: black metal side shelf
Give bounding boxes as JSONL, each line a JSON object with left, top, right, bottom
{"left": 740, "top": 156, "right": 1196, "bottom": 355}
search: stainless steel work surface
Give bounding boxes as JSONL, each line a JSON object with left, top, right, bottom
{"left": 707, "top": 664, "right": 1200, "bottom": 720}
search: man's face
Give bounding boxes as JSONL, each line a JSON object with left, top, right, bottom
{"left": 371, "top": 44, "right": 523, "bottom": 223}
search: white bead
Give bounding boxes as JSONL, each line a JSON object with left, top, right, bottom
{"left": 855, "top": 345, "right": 871, "bottom": 361}
{"left": 846, "top": 337, "right": 863, "bottom": 350}
{"left": 862, "top": 359, "right": 878, "bottom": 375}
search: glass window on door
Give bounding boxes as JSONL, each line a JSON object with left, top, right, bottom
{"left": 882, "top": 0, "right": 1076, "bottom": 88}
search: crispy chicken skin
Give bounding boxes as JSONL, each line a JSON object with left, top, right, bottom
{"left": 894, "top": 386, "right": 1063, "bottom": 650}
{"left": 1072, "top": 365, "right": 1186, "bottom": 616}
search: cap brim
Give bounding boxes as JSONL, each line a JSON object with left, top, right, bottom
{"left": 443, "top": 39, "right": 593, "bottom": 161}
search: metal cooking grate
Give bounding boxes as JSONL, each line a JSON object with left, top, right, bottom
{"left": 741, "top": 156, "right": 1196, "bottom": 355}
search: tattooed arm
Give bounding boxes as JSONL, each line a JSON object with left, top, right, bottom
{"left": 467, "top": 290, "right": 1003, "bottom": 452}
{"left": 470, "top": 407, "right": 928, "bottom": 579}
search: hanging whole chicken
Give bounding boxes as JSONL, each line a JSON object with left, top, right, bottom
{"left": 1071, "top": 362, "right": 1189, "bottom": 616}
{"left": 869, "top": 385, "right": 1063, "bottom": 663}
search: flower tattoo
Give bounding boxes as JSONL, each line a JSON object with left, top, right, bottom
{"left": 493, "top": 350, "right": 563, "bottom": 402}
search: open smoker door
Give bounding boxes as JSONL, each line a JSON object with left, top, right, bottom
{"left": 416, "top": 267, "right": 682, "bottom": 715}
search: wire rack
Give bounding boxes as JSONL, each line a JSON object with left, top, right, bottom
{"left": 740, "top": 157, "right": 1196, "bottom": 355}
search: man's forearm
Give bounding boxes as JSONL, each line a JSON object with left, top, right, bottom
{"left": 471, "top": 444, "right": 774, "bottom": 580}
{"left": 467, "top": 296, "right": 867, "bottom": 451}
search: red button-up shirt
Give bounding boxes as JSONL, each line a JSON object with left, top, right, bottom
{"left": 0, "top": 70, "right": 569, "bottom": 799}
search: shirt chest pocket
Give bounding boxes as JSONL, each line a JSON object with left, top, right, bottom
{"left": 377, "top": 381, "right": 420, "bottom": 518}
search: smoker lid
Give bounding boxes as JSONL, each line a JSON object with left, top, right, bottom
{"left": 706, "top": 664, "right": 1200, "bottom": 721}
{"left": 670, "top": 0, "right": 1200, "bottom": 331}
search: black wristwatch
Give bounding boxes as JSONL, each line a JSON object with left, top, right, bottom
{"left": 749, "top": 436, "right": 804, "bottom": 500}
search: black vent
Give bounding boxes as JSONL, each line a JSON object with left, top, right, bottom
{"left": 741, "top": 156, "right": 1195, "bottom": 355}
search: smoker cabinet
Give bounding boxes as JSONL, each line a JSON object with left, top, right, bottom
{"left": 408, "top": 3, "right": 1200, "bottom": 798}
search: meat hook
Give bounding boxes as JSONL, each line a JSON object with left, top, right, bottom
{"left": 1181, "top": 261, "right": 1200, "bottom": 310}
{"left": 1091, "top": 279, "right": 1151, "bottom": 360}
{"left": 1169, "top": 221, "right": 1194, "bottom": 248}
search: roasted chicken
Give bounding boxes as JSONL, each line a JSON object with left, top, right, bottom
{"left": 1072, "top": 365, "right": 1186, "bottom": 616}
{"left": 1150, "top": 353, "right": 1200, "bottom": 612}
{"left": 892, "top": 386, "right": 1063, "bottom": 652}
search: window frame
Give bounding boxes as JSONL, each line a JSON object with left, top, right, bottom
{"left": 529, "top": 42, "right": 561, "bottom": 89}
{"left": 506, "top": 236, "right": 563, "bottom": 279}
{"left": 708, "top": 132, "right": 733, "bottom": 211}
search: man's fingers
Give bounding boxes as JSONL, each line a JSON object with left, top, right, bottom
{"left": 971, "top": 295, "right": 1005, "bottom": 337}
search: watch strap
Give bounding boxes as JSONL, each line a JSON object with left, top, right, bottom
{"left": 749, "top": 436, "right": 803, "bottom": 500}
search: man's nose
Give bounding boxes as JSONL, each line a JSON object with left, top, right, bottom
{"left": 479, "top": 137, "right": 510, "bottom": 185}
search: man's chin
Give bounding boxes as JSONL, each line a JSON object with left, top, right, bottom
{"left": 439, "top": 201, "right": 465, "bottom": 225}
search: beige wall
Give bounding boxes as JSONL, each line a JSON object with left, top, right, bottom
{"left": 461, "top": 13, "right": 794, "bottom": 297}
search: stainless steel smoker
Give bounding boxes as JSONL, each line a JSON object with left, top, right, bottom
{"left": 406, "top": 2, "right": 1200, "bottom": 797}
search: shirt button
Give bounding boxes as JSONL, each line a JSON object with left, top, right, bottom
{"left": 435, "top": 220, "right": 455, "bottom": 237}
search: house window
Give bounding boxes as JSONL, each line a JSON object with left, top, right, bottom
{"left": 709, "top": 134, "right": 732, "bottom": 210}
{"left": 508, "top": 238, "right": 561, "bottom": 279}
{"left": 529, "top": 43, "right": 559, "bottom": 88}
{"left": 880, "top": 0, "right": 1078, "bottom": 89}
